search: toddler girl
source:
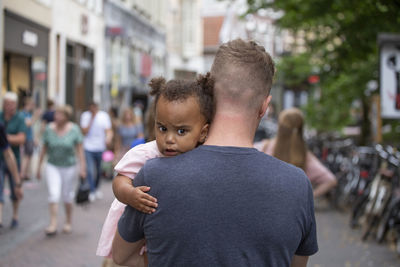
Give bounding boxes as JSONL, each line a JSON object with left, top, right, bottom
{"left": 96, "top": 73, "right": 214, "bottom": 259}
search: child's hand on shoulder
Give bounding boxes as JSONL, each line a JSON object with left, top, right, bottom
{"left": 130, "top": 186, "right": 158, "bottom": 214}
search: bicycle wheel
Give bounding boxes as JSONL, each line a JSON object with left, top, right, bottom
{"left": 376, "top": 208, "right": 391, "bottom": 243}
{"left": 350, "top": 194, "right": 369, "bottom": 228}
{"left": 362, "top": 216, "right": 377, "bottom": 241}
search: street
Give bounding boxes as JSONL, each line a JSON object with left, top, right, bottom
{"left": 1, "top": 178, "right": 400, "bottom": 267}
{"left": 0, "top": 177, "right": 112, "bottom": 267}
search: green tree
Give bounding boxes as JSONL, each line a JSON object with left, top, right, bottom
{"left": 246, "top": 0, "right": 400, "bottom": 143}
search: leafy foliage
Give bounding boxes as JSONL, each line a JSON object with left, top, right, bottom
{"left": 245, "top": 0, "right": 400, "bottom": 142}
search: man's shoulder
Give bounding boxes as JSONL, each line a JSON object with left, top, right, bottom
{"left": 13, "top": 111, "right": 25, "bottom": 120}
{"left": 98, "top": 110, "right": 110, "bottom": 119}
{"left": 81, "top": 111, "right": 90, "bottom": 117}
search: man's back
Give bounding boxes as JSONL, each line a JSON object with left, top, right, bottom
{"left": 119, "top": 145, "right": 318, "bottom": 266}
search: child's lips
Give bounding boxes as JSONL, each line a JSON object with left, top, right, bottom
{"left": 164, "top": 149, "right": 178, "bottom": 156}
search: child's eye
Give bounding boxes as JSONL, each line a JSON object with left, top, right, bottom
{"left": 177, "top": 129, "right": 186, "bottom": 135}
{"left": 158, "top": 126, "right": 167, "bottom": 132}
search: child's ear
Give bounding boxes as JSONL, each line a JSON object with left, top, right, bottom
{"left": 199, "top": 123, "right": 209, "bottom": 143}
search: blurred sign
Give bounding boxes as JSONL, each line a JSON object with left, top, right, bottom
{"left": 106, "top": 27, "right": 123, "bottom": 36}
{"left": 308, "top": 75, "right": 320, "bottom": 84}
{"left": 22, "top": 30, "right": 38, "bottom": 47}
{"left": 379, "top": 34, "right": 400, "bottom": 118}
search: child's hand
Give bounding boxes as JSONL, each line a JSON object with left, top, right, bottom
{"left": 130, "top": 186, "right": 158, "bottom": 214}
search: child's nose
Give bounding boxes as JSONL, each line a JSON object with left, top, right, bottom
{"left": 166, "top": 133, "right": 175, "bottom": 144}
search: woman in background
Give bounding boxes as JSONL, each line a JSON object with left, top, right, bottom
{"left": 255, "top": 107, "right": 337, "bottom": 198}
{"left": 37, "top": 105, "right": 86, "bottom": 235}
{"left": 114, "top": 107, "right": 144, "bottom": 160}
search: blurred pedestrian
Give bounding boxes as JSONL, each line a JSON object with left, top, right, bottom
{"left": 143, "top": 101, "right": 156, "bottom": 142}
{"left": 0, "top": 122, "right": 23, "bottom": 231}
{"left": 115, "top": 107, "right": 144, "bottom": 161}
{"left": 107, "top": 107, "right": 119, "bottom": 153}
{"left": 80, "top": 101, "right": 112, "bottom": 201}
{"left": 254, "top": 107, "right": 337, "bottom": 198}
{"left": 37, "top": 105, "right": 86, "bottom": 235}
{"left": 20, "top": 97, "right": 39, "bottom": 181}
{"left": 42, "top": 98, "right": 55, "bottom": 124}
{"left": 0, "top": 92, "right": 26, "bottom": 229}
{"left": 133, "top": 101, "right": 144, "bottom": 125}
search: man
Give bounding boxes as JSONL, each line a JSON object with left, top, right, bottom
{"left": 0, "top": 122, "right": 23, "bottom": 205}
{"left": 0, "top": 92, "right": 26, "bottom": 229}
{"left": 113, "top": 39, "right": 318, "bottom": 266}
{"left": 80, "top": 101, "right": 112, "bottom": 201}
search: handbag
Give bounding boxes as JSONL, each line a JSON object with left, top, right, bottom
{"left": 75, "top": 177, "right": 90, "bottom": 204}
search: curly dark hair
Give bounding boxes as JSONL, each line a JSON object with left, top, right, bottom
{"left": 149, "top": 73, "right": 214, "bottom": 123}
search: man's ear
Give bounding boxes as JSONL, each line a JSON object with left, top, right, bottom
{"left": 258, "top": 95, "right": 272, "bottom": 119}
{"left": 199, "top": 123, "right": 209, "bottom": 143}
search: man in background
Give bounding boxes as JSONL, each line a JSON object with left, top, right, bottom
{"left": 0, "top": 92, "right": 26, "bottom": 229}
{"left": 80, "top": 101, "right": 112, "bottom": 201}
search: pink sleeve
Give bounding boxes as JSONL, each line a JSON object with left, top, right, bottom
{"left": 304, "top": 152, "right": 336, "bottom": 185}
{"left": 114, "top": 141, "right": 162, "bottom": 179}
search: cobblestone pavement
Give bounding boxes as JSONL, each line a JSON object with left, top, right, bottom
{"left": 309, "top": 202, "right": 399, "bottom": 267}
{"left": 0, "top": 177, "right": 114, "bottom": 267}
{"left": 1, "top": 178, "right": 400, "bottom": 266}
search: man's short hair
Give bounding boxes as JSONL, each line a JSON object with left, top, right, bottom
{"left": 3, "top": 92, "right": 18, "bottom": 103}
{"left": 210, "top": 39, "right": 275, "bottom": 110}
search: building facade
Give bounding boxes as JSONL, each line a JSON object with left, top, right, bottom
{"left": 1, "top": 0, "right": 52, "bottom": 109}
{"left": 103, "top": 0, "right": 167, "bottom": 111}
{"left": 166, "top": 0, "right": 204, "bottom": 80}
{"left": 1, "top": 0, "right": 105, "bottom": 119}
{"left": 49, "top": 0, "right": 104, "bottom": 119}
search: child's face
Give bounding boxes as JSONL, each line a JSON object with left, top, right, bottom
{"left": 155, "top": 95, "right": 209, "bottom": 157}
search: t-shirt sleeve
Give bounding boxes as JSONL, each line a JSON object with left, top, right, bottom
{"left": 295, "top": 181, "right": 319, "bottom": 256}
{"left": 80, "top": 112, "right": 90, "bottom": 128}
{"left": 0, "top": 123, "right": 9, "bottom": 150}
{"left": 305, "top": 152, "right": 336, "bottom": 185}
{"left": 74, "top": 124, "right": 83, "bottom": 144}
{"left": 117, "top": 169, "right": 146, "bottom": 242}
{"left": 114, "top": 141, "right": 161, "bottom": 179}
{"left": 17, "top": 113, "right": 27, "bottom": 133}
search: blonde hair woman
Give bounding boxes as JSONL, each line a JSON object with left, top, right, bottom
{"left": 37, "top": 105, "right": 86, "bottom": 235}
{"left": 255, "top": 108, "right": 337, "bottom": 198}
{"left": 115, "top": 107, "right": 144, "bottom": 160}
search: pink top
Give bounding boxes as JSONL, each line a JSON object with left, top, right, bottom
{"left": 254, "top": 139, "right": 336, "bottom": 185}
{"left": 114, "top": 140, "right": 163, "bottom": 178}
{"left": 96, "top": 140, "right": 162, "bottom": 257}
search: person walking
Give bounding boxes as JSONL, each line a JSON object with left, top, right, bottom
{"left": 115, "top": 107, "right": 144, "bottom": 161}
{"left": 112, "top": 39, "right": 318, "bottom": 266}
{"left": 254, "top": 107, "right": 337, "bottom": 198}
{"left": 0, "top": 92, "right": 26, "bottom": 229}
{"left": 0, "top": 122, "right": 23, "bottom": 231}
{"left": 80, "top": 101, "right": 112, "bottom": 201}
{"left": 37, "top": 105, "right": 86, "bottom": 235}
{"left": 20, "top": 97, "right": 39, "bottom": 181}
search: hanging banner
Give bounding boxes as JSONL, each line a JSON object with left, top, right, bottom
{"left": 379, "top": 33, "right": 400, "bottom": 118}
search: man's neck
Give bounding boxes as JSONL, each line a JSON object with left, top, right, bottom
{"left": 204, "top": 112, "right": 257, "bottom": 148}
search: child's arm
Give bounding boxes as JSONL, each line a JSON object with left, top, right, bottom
{"left": 112, "top": 174, "right": 158, "bottom": 214}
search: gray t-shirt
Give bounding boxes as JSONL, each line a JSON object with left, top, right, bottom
{"left": 118, "top": 145, "right": 318, "bottom": 266}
